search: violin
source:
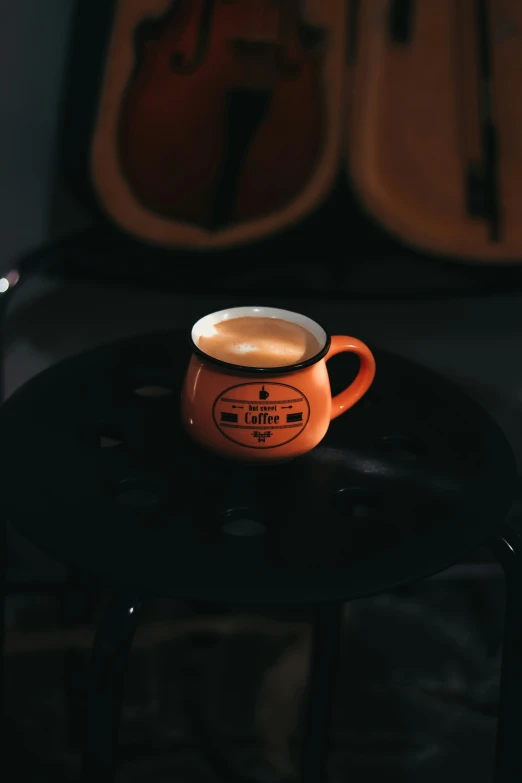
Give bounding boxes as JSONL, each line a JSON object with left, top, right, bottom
{"left": 117, "top": 0, "right": 327, "bottom": 229}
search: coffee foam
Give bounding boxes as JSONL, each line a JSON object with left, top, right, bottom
{"left": 197, "top": 316, "right": 322, "bottom": 368}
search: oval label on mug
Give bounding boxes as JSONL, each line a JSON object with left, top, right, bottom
{"left": 212, "top": 382, "right": 311, "bottom": 449}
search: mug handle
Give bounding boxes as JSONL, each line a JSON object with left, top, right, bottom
{"left": 326, "top": 336, "right": 376, "bottom": 420}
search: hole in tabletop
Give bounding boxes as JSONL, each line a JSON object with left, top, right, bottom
{"left": 116, "top": 477, "right": 167, "bottom": 512}
{"left": 99, "top": 435, "right": 122, "bottom": 449}
{"left": 221, "top": 507, "right": 266, "bottom": 537}
{"left": 330, "top": 487, "right": 402, "bottom": 554}
{"left": 380, "top": 434, "right": 420, "bottom": 462}
{"left": 332, "top": 487, "right": 381, "bottom": 519}
{"left": 97, "top": 421, "right": 125, "bottom": 449}
{"left": 360, "top": 388, "right": 387, "bottom": 412}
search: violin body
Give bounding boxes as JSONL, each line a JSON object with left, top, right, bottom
{"left": 117, "top": 0, "right": 325, "bottom": 228}
{"left": 91, "top": 0, "right": 345, "bottom": 248}
{"left": 348, "top": 0, "right": 522, "bottom": 262}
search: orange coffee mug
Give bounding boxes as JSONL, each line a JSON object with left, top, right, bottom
{"left": 181, "top": 306, "right": 376, "bottom": 462}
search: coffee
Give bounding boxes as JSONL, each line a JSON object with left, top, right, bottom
{"left": 197, "top": 316, "right": 322, "bottom": 368}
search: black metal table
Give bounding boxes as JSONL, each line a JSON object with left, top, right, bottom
{"left": 0, "top": 330, "right": 518, "bottom": 782}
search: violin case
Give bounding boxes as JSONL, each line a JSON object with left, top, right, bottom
{"left": 59, "top": 0, "right": 522, "bottom": 268}
{"left": 349, "top": 0, "right": 522, "bottom": 263}
{"left": 65, "top": 0, "right": 345, "bottom": 251}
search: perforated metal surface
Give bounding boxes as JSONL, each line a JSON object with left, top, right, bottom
{"left": 0, "top": 330, "right": 516, "bottom": 603}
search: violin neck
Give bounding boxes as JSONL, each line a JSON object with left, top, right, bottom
{"left": 460, "top": 0, "right": 501, "bottom": 241}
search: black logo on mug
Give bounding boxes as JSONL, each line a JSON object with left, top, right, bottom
{"left": 220, "top": 412, "right": 238, "bottom": 423}
{"left": 213, "top": 381, "right": 310, "bottom": 449}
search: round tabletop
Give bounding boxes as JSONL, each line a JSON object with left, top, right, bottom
{"left": 0, "top": 330, "right": 516, "bottom": 604}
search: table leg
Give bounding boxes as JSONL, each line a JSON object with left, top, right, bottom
{"left": 81, "top": 595, "right": 146, "bottom": 783}
{"left": 61, "top": 571, "right": 95, "bottom": 749}
{"left": 301, "top": 603, "right": 343, "bottom": 783}
{"left": 0, "top": 518, "right": 4, "bottom": 719}
{"left": 489, "top": 526, "right": 522, "bottom": 783}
